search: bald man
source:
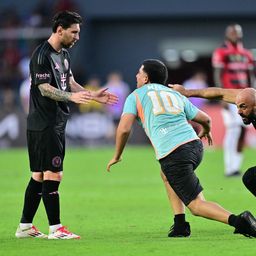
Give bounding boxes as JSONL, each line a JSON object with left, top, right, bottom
{"left": 170, "top": 85, "right": 256, "bottom": 197}
{"left": 236, "top": 88, "right": 256, "bottom": 126}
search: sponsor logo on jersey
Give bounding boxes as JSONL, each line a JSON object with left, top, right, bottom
{"left": 35, "top": 73, "right": 50, "bottom": 79}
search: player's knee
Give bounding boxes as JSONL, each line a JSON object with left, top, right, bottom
{"left": 188, "top": 208, "right": 198, "bottom": 216}
{"left": 43, "top": 171, "right": 63, "bottom": 181}
{"left": 32, "top": 172, "right": 43, "bottom": 182}
{"left": 242, "top": 167, "right": 256, "bottom": 189}
{"left": 188, "top": 205, "right": 200, "bottom": 216}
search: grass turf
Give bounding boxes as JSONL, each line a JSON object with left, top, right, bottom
{"left": 0, "top": 146, "right": 256, "bottom": 256}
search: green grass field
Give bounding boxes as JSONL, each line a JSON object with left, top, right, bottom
{"left": 0, "top": 146, "right": 256, "bottom": 256}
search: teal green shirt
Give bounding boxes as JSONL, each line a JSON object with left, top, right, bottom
{"left": 123, "top": 83, "right": 199, "bottom": 159}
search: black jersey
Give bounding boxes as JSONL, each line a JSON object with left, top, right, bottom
{"left": 27, "top": 41, "right": 72, "bottom": 131}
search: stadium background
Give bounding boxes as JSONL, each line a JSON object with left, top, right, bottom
{"left": 1, "top": 2, "right": 256, "bottom": 255}
{"left": 1, "top": 0, "right": 256, "bottom": 148}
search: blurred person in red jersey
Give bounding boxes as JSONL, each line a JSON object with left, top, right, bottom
{"left": 212, "top": 24, "right": 255, "bottom": 177}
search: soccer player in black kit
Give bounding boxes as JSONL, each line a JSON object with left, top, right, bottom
{"left": 15, "top": 11, "right": 118, "bottom": 239}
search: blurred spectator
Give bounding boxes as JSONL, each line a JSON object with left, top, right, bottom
{"left": 104, "top": 72, "right": 130, "bottom": 125}
{"left": 183, "top": 69, "right": 209, "bottom": 134}
{"left": 0, "top": 41, "right": 22, "bottom": 96}
{"left": 19, "top": 77, "right": 30, "bottom": 115}
{"left": 53, "top": 0, "right": 78, "bottom": 13}
{"left": 2, "top": 88, "right": 16, "bottom": 112}
{"left": 18, "top": 55, "right": 30, "bottom": 80}
{"left": 183, "top": 70, "right": 208, "bottom": 109}
{"left": 0, "top": 8, "right": 21, "bottom": 28}
{"left": 3, "top": 40, "right": 21, "bottom": 68}
{"left": 0, "top": 88, "right": 20, "bottom": 147}
{"left": 79, "top": 76, "right": 104, "bottom": 113}
{"left": 212, "top": 24, "right": 254, "bottom": 177}
{"left": 26, "top": 0, "right": 52, "bottom": 27}
{"left": 17, "top": 53, "right": 31, "bottom": 114}
{"left": 73, "top": 76, "right": 115, "bottom": 145}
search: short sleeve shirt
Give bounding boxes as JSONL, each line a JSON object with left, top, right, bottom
{"left": 212, "top": 41, "right": 253, "bottom": 89}
{"left": 28, "top": 41, "right": 72, "bottom": 131}
{"left": 123, "top": 83, "right": 199, "bottom": 159}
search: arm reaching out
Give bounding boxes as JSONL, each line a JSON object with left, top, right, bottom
{"left": 69, "top": 76, "right": 118, "bottom": 105}
{"left": 91, "top": 88, "right": 119, "bottom": 105}
{"left": 38, "top": 83, "right": 92, "bottom": 104}
{"left": 169, "top": 84, "right": 242, "bottom": 104}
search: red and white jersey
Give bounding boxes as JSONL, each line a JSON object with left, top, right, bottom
{"left": 212, "top": 41, "right": 254, "bottom": 89}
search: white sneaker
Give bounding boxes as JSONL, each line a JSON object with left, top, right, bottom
{"left": 48, "top": 226, "right": 80, "bottom": 239}
{"left": 15, "top": 225, "right": 47, "bottom": 238}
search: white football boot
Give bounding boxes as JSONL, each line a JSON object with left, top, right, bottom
{"left": 48, "top": 226, "right": 80, "bottom": 240}
{"left": 15, "top": 225, "right": 47, "bottom": 238}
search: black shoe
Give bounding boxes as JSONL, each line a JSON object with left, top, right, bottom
{"left": 234, "top": 211, "right": 256, "bottom": 238}
{"left": 168, "top": 222, "right": 191, "bottom": 237}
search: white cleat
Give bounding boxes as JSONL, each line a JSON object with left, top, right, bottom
{"left": 48, "top": 226, "right": 80, "bottom": 240}
{"left": 15, "top": 225, "right": 47, "bottom": 238}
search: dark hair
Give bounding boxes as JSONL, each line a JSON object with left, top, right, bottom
{"left": 52, "top": 10, "right": 82, "bottom": 32}
{"left": 142, "top": 59, "right": 168, "bottom": 85}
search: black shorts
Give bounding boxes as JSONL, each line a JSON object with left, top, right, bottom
{"left": 159, "top": 140, "right": 203, "bottom": 206}
{"left": 27, "top": 127, "right": 65, "bottom": 172}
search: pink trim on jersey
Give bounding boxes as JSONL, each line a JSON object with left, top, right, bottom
{"left": 133, "top": 92, "right": 160, "bottom": 154}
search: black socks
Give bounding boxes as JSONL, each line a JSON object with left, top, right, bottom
{"left": 42, "top": 180, "right": 61, "bottom": 225}
{"left": 228, "top": 214, "right": 238, "bottom": 227}
{"left": 174, "top": 214, "right": 186, "bottom": 226}
{"left": 21, "top": 178, "right": 42, "bottom": 223}
{"left": 20, "top": 178, "right": 61, "bottom": 226}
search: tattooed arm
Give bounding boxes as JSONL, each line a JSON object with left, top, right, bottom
{"left": 39, "top": 83, "right": 72, "bottom": 102}
{"left": 38, "top": 83, "right": 92, "bottom": 104}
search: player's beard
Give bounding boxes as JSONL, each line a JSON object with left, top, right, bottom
{"left": 240, "top": 112, "right": 256, "bottom": 125}
{"left": 61, "top": 40, "right": 76, "bottom": 49}
{"left": 61, "top": 42, "right": 73, "bottom": 49}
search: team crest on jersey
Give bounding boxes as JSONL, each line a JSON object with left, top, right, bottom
{"left": 52, "top": 156, "right": 62, "bottom": 167}
{"left": 64, "top": 59, "right": 69, "bottom": 70}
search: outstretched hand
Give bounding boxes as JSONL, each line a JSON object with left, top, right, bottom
{"left": 70, "top": 90, "right": 92, "bottom": 104}
{"left": 107, "top": 157, "right": 122, "bottom": 172}
{"left": 168, "top": 84, "right": 187, "bottom": 96}
{"left": 92, "top": 88, "right": 119, "bottom": 105}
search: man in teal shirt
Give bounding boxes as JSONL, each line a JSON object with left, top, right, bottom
{"left": 107, "top": 59, "right": 256, "bottom": 238}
